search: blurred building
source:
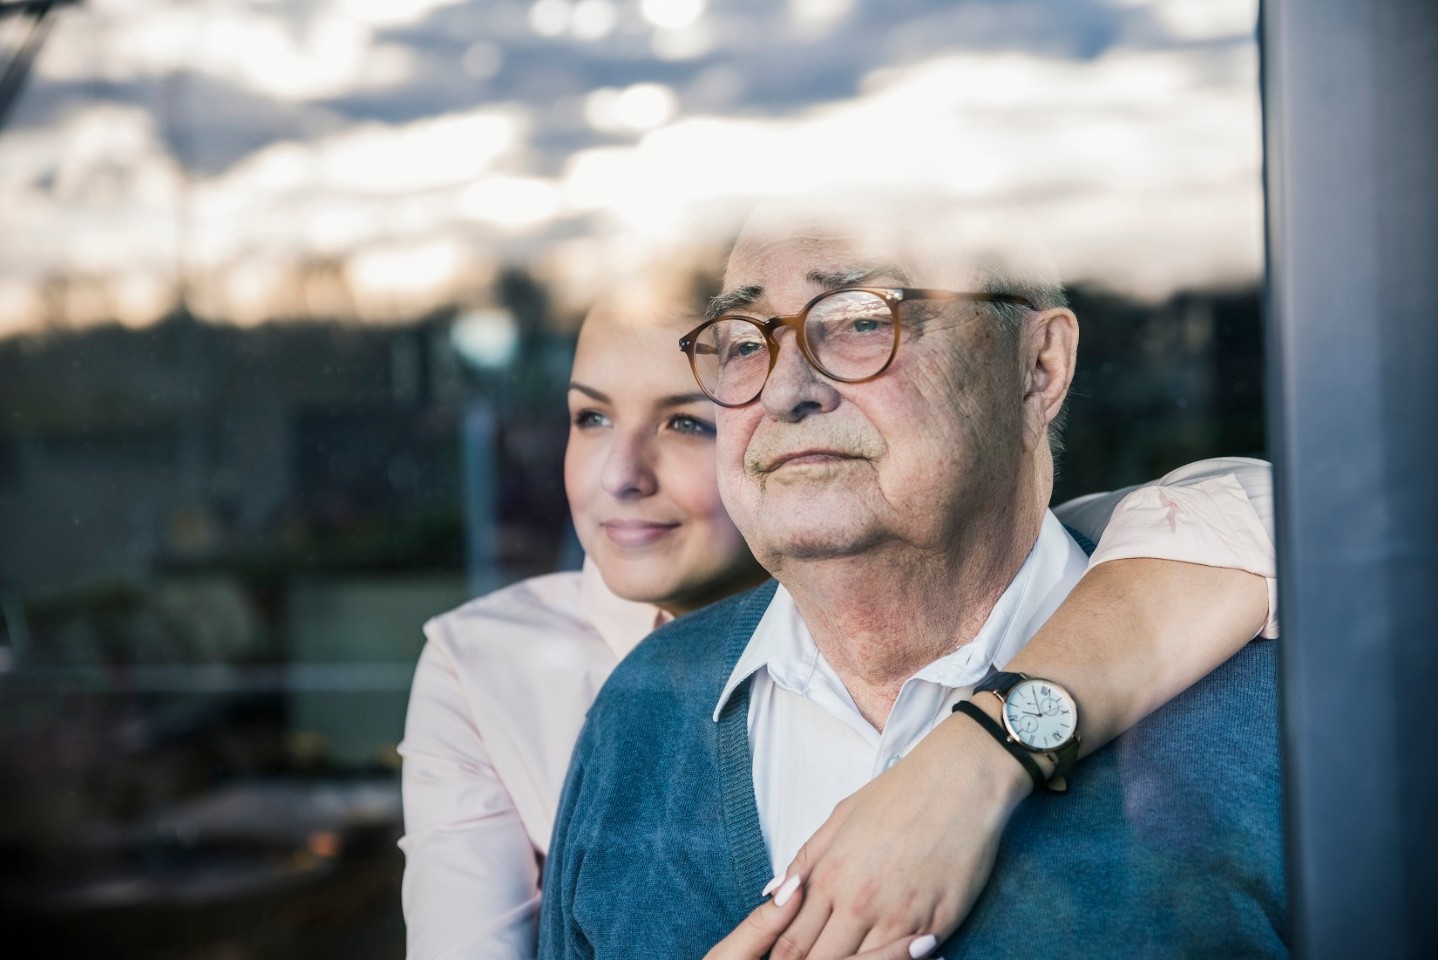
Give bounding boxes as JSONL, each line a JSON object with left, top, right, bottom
{"left": 0, "top": 300, "right": 576, "bottom": 958}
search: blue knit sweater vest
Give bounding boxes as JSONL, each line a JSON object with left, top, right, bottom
{"left": 539, "top": 579, "right": 1286, "bottom": 959}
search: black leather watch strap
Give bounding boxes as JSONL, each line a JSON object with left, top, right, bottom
{"left": 972, "top": 671, "right": 1080, "bottom": 793}
{"left": 1050, "top": 736, "right": 1080, "bottom": 788}
{"left": 952, "top": 699, "right": 1045, "bottom": 792}
{"left": 973, "top": 670, "right": 1027, "bottom": 697}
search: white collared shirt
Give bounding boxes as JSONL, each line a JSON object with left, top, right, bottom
{"left": 713, "top": 511, "right": 1091, "bottom": 873}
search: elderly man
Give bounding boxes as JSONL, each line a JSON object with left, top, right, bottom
{"left": 538, "top": 201, "right": 1285, "bottom": 958}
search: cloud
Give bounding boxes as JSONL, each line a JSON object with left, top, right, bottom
{"left": 0, "top": 104, "right": 180, "bottom": 282}
{"left": 35, "top": 1, "right": 415, "bottom": 102}
{"left": 1113, "top": 0, "right": 1256, "bottom": 43}
{"left": 0, "top": 0, "right": 1262, "bottom": 332}
{"left": 183, "top": 105, "right": 532, "bottom": 313}
{"left": 555, "top": 43, "right": 1261, "bottom": 295}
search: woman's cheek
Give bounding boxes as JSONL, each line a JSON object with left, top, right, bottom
{"left": 563, "top": 435, "right": 601, "bottom": 520}
{"left": 670, "top": 448, "right": 724, "bottom": 524}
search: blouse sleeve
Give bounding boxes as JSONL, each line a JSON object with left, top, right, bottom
{"left": 399, "top": 637, "right": 542, "bottom": 960}
{"left": 1053, "top": 456, "right": 1278, "bottom": 638}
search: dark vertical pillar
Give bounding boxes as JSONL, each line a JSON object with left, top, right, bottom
{"left": 1261, "top": 0, "right": 1438, "bottom": 956}
{"left": 460, "top": 402, "right": 499, "bottom": 599}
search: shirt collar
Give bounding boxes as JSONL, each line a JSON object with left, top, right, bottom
{"left": 711, "top": 511, "right": 1089, "bottom": 721}
{"left": 711, "top": 584, "right": 812, "bottom": 721}
{"left": 579, "top": 557, "right": 669, "bottom": 660}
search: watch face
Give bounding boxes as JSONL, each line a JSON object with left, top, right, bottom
{"left": 1003, "top": 678, "right": 1076, "bottom": 750}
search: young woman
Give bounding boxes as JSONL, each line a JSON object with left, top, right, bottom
{"left": 398, "top": 279, "right": 1275, "bottom": 960}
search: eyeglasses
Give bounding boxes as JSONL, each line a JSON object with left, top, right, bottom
{"left": 678, "top": 286, "right": 1035, "bottom": 408}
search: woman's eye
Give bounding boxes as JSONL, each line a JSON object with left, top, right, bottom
{"left": 667, "top": 414, "right": 715, "bottom": 437}
{"left": 572, "top": 409, "right": 610, "bottom": 430}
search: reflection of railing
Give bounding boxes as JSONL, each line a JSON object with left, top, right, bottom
{"left": 3, "top": 774, "right": 404, "bottom": 958}
{"left": 0, "top": 1, "right": 81, "bottom": 134}
{"left": 3, "top": 662, "right": 418, "bottom": 692}
{"left": 1, "top": 661, "right": 419, "bottom": 768}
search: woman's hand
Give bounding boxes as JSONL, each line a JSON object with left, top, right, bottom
{"left": 763, "top": 706, "right": 1032, "bottom": 959}
{"left": 704, "top": 875, "right": 941, "bottom": 960}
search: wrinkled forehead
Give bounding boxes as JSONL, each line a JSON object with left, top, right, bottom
{"left": 723, "top": 195, "right": 1061, "bottom": 308}
{"left": 725, "top": 197, "right": 978, "bottom": 292}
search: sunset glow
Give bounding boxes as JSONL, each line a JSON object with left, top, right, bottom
{"left": 0, "top": 0, "right": 1262, "bottom": 334}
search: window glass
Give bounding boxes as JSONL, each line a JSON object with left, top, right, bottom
{"left": 0, "top": 1, "right": 1264, "bottom": 955}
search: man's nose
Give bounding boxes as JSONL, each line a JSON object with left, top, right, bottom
{"left": 759, "top": 330, "right": 841, "bottom": 422}
{"left": 599, "top": 430, "right": 658, "bottom": 498}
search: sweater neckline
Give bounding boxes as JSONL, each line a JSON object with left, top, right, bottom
{"left": 714, "top": 579, "right": 780, "bottom": 909}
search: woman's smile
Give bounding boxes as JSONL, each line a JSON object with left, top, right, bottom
{"left": 600, "top": 519, "right": 682, "bottom": 548}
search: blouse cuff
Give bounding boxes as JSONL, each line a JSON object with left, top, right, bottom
{"left": 1088, "top": 474, "right": 1279, "bottom": 638}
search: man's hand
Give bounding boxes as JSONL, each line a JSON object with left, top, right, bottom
{"left": 763, "top": 707, "right": 1033, "bottom": 959}
{"left": 704, "top": 875, "right": 940, "bottom": 960}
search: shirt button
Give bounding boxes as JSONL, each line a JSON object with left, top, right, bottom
{"left": 885, "top": 754, "right": 902, "bottom": 769}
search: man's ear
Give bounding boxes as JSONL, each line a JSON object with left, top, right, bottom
{"left": 1021, "top": 307, "right": 1078, "bottom": 453}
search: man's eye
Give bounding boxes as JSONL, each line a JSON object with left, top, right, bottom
{"left": 832, "top": 315, "right": 891, "bottom": 337}
{"left": 725, "top": 339, "right": 765, "bottom": 361}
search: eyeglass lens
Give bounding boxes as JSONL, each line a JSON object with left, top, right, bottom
{"left": 691, "top": 289, "right": 896, "bottom": 405}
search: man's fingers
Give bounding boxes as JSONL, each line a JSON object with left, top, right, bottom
{"left": 703, "top": 876, "right": 804, "bottom": 960}
{"left": 804, "top": 901, "right": 874, "bottom": 960}
{"left": 767, "top": 891, "right": 833, "bottom": 960}
{"left": 847, "top": 933, "right": 941, "bottom": 960}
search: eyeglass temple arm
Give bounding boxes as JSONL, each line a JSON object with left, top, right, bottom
{"left": 679, "top": 337, "right": 719, "bottom": 357}
{"left": 897, "top": 288, "right": 1037, "bottom": 310}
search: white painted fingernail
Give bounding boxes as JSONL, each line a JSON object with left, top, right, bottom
{"left": 773, "top": 874, "right": 801, "bottom": 907}
{"left": 761, "top": 873, "right": 785, "bottom": 897}
{"left": 908, "top": 934, "right": 938, "bottom": 958}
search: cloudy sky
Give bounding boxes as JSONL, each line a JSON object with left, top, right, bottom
{"left": 0, "top": 0, "right": 1261, "bottom": 335}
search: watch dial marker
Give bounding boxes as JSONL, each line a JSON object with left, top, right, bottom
{"left": 1005, "top": 678, "right": 1078, "bottom": 751}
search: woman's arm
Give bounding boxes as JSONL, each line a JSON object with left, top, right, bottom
{"left": 1044, "top": 455, "right": 1276, "bottom": 742}
{"left": 399, "top": 636, "right": 542, "bottom": 960}
{"left": 757, "top": 458, "right": 1276, "bottom": 957}
{"left": 1057, "top": 454, "right": 1277, "bottom": 645}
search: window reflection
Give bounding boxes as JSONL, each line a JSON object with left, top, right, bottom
{"left": 0, "top": 1, "right": 1266, "bottom": 956}
{"left": 0, "top": 297, "right": 577, "bottom": 954}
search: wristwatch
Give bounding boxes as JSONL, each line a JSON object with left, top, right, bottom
{"left": 971, "top": 671, "right": 1081, "bottom": 792}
